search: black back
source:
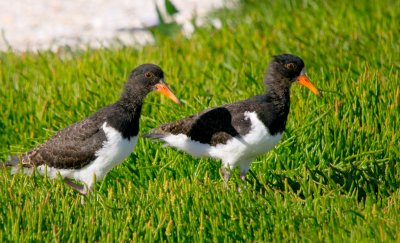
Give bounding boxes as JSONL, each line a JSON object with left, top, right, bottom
{"left": 149, "top": 94, "right": 288, "bottom": 146}
{"left": 147, "top": 54, "right": 306, "bottom": 146}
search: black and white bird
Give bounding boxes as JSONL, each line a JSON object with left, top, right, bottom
{"left": 144, "top": 54, "right": 321, "bottom": 183}
{"left": 4, "top": 64, "right": 181, "bottom": 194}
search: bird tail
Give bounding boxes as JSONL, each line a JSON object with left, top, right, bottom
{"left": 1, "top": 155, "right": 20, "bottom": 167}
{"left": 2, "top": 154, "right": 33, "bottom": 174}
{"left": 141, "top": 132, "right": 166, "bottom": 140}
{"left": 1, "top": 155, "right": 18, "bottom": 173}
{"left": 142, "top": 127, "right": 168, "bottom": 139}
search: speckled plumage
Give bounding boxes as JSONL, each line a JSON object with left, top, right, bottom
{"left": 6, "top": 63, "right": 180, "bottom": 194}
{"left": 8, "top": 102, "right": 140, "bottom": 170}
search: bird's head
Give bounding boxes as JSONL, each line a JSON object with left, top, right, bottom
{"left": 124, "top": 64, "right": 181, "bottom": 104}
{"left": 265, "top": 54, "right": 321, "bottom": 96}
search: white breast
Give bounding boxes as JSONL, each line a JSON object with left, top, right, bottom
{"left": 161, "top": 111, "right": 283, "bottom": 170}
{"left": 91, "top": 122, "right": 137, "bottom": 177}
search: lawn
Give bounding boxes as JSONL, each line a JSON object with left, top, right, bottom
{"left": 0, "top": 0, "right": 399, "bottom": 241}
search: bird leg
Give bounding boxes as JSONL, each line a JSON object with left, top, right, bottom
{"left": 221, "top": 167, "right": 231, "bottom": 189}
{"left": 240, "top": 170, "right": 247, "bottom": 182}
{"left": 221, "top": 167, "right": 231, "bottom": 182}
{"left": 237, "top": 167, "right": 250, "bottom": 193}
{"left": 222, "top": 166, "right": 249, "bottom": 192}
{"left": 64, "top": 178, "right": 88, "bottom": 195}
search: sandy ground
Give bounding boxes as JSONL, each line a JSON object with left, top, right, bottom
{"left": 0, "top": 0, "right": 232, "bottom": 52}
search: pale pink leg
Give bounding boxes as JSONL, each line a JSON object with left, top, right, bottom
{"left": 221, "top": 167, "right": 231, "bottom": 182}
{"left": 240, "top": 170, "right": 247, "bottom": 182}
{"left": 237, "top": 166, "right": 250, "bottom": 192}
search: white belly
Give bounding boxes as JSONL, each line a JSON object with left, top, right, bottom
{"left": 161, "top": 111, "right": 283, "bottom": 170}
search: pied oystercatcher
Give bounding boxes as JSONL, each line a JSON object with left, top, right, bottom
{"left": 144, "top": 54, "right": 321, "bottom": 182}
{"left": 5, "top": 64, "right": 181, "bottom": 194}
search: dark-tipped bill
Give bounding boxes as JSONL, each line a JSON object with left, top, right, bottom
{"left": 297, "top": 75, "right": 321, "bottom": 96}
{"left": 155, "top": 82, "right": 182, "bottom": 105}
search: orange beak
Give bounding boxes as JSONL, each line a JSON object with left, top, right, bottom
{"left": 155, "top": 82, "right": 181, "bottom": 105}
{"left": 296, "top": 75, "right": 322, "bottom": 97}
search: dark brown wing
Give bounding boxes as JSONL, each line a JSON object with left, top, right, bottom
{"left": 20, "top": 113, "right": 107, "bottom": 169}
{"left": 147, "top": 101, "right": 255, "bottom": 146}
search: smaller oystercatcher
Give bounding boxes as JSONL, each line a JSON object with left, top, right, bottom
{"left": 4, "top": 64, "right": 181, "bottom": 194}
{"left": 144, "top": 54, "right": 321, "bottom": 183}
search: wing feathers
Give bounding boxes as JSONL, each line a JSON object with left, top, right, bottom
{"left": 145, "top": 104, "right": 253, "bottom": 146}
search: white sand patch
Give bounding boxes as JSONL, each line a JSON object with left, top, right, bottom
{"left": 0, "top": 0, "right": 234, "bottom": 52}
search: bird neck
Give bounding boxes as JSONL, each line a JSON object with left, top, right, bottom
{"left": 264, "top": 74, "right": 291, "bottom": 104}
{"left": 262, "top": 74, "right": 292, "bottom": 134}
{"left": 110, "top": 100, "right": 143, "bottom": 139}
{"left": 109, "top": 88, "right": 147, "bottom": 139}
{"left": 266, "top": 84, "right": 290, "bottom": 99}
{"left": 119, "top": 83, "right": 149, "bottom": 107}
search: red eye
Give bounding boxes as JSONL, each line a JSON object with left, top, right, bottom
{"left": 145, "top": 72, "right": 153, "bottom": 78}
{"left": 285, "top": 63, "right": 296, "bottom": 70}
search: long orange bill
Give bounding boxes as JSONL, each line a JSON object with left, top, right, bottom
{"left": 155, "top": 82, "right": 182, "bottom": 105}
{"left": 296, "top": 75, "right": 322, "bottom": 97}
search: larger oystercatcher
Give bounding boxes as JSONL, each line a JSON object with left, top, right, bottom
{"left": 144, "top": 54, "right": 320, "bottom": 182}
{"left": 5, "top": 64, "right": 181, "bottom": 194}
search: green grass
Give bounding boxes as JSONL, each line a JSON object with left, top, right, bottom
{"left": 1, "top": 0, "right": 400, "bottom": 241}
